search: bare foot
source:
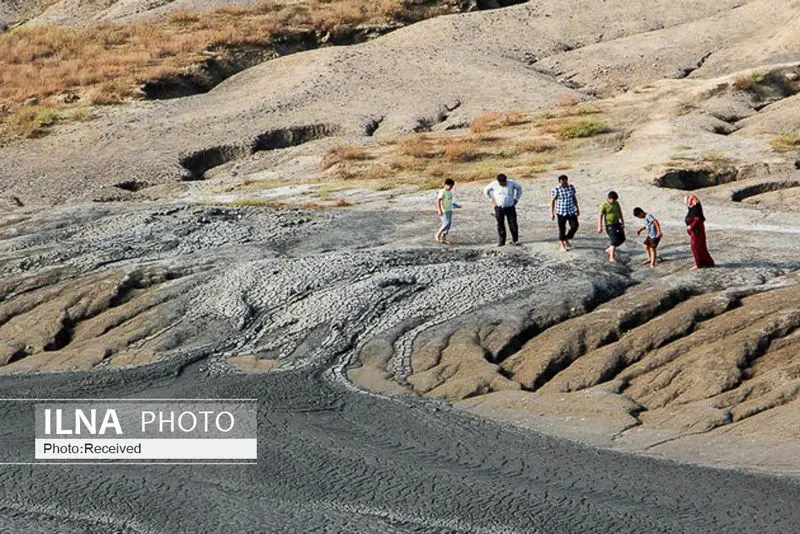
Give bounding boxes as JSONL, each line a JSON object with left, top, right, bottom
{"left": 640, "top": 259, "right": 650, "bottom": 265}
{"left": 434, "top": 234, "right": 442, "bottom": 243}
{"left": 609, "top": 257, "right": 617, "bottom": 263}
{"left": 689, "top": 265, "right": 699, "bottom": 271}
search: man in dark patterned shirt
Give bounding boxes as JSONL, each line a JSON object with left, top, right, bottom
{"left": 549, "top": 174, "right": 580, "bottom": 252}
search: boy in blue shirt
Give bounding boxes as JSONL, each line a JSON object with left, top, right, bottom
{"left": 634, "top": 207, "right": 663, "bottom": 269}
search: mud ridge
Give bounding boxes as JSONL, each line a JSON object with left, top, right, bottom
{"left": 655, "top": 166, "right": 739, "bottom": 190}
{"left": 730, "top": 180, "right": 800, "bottom": 202}
{"left": 179, "top": 123, "right": 341, "bottom": 180}
{"left": 675, "top": 51, "right": 713, "bottom": 79}
{"left": 501, "top": 284, "right": 698, "bottom": 391}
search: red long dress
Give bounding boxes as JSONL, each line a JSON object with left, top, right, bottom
{"left": 687, "top": 216, "right": 715, "bottom": 268}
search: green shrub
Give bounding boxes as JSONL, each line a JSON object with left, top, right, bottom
{"left": 7, "top": 105, "right": 59, "bottom": 138}
{"left": 557, "top": 118, "right": 609, "bottom": 140}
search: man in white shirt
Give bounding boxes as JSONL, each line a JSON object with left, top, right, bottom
{"left": 484, "top": 173, "right": 523, "bottom": 246}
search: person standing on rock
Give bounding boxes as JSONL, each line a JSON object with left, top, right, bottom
{"left": 597, "top": 190, "right": 625, "bottom": 262}
{"left": 435, "top": 178, "right": 456, "bottom": 244}
{"left": 550, "top": 174, "right": 580, "bottom": 251}
{"left": 634, "top": 207, "right": 662, "bottom": 269}
{"left": 484, "top": 173, "right": 523, "bottom": 246}
{"left": 685, "top": 194, "right": 715, "bottom": 270}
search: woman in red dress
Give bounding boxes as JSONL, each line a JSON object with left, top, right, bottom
{"left": 685, "top": 194, "right": 715, "bottom": 270}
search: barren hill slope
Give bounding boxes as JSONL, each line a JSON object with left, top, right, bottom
{"left": 4, "top": 0, "right": 798, "bottom": 206}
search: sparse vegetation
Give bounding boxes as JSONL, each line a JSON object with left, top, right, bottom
{"left": 443, "top": 139, "right": 482, "bottom": 162}
{"left": 428, "top": 164, "right": 447, "bottom": 177}
{"left": 7, "top": 105, "right": 59, "bottom": 138}
{"left": 557, "top": 118, "right": 610, "bottom": 140}
{"left": 388, "top": 156, "right": 429, "bottom": 172}
{"left": 516, "top": 138, "right": 558, "bottom": 153}
{"left": 557, "top": 94, "right": 581, "bottom": 108}
{"left": 539, "top": 102, "right": 601, "bottom": 120}
{"left": 770, "top": 133, "right": 800, "bottom": 152}
{"left": 228, "top": 197, "right": 334, "bottom": 210}
{"left": 322, "top": 145, "right": 371, "bottom": 169}
{"left": 700, "top": 151, "right": 729, "bottom": 162}
{"left": 401, "top": 136, "right": 444, "bottom": 158}
{"left": 469, "top": 111, "right": 528, "bottom": 133}
{"left": 364, "top": 165, "right": 390, "bottom": 180}
{"left": 732, "top": 71, "right": 766, "bottom": 92}
{"left": 454, "top": 161, "right": 509, "bottom": 183}
{"left": 0, "top": 0, "right": 463, "bottom": 138}
{"left": 228, "top": 198, "right": 278, "bottom": 208}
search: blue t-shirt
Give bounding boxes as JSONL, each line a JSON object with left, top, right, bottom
{"left": 644, "top": 213, "right": 659, "bottom": 238}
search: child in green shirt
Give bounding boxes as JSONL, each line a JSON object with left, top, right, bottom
{"left": 435, "top": 178, "right": 456, "bottom": 244}
{"left": 597, "top": 191, "right": 625, "bottom": 262}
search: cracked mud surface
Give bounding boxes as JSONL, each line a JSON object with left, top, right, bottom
{"left": 0, "top": 197, "right": 800, "bottom": 532}
{"left": 2, "top": 202, "right": 800, "bottom": 533}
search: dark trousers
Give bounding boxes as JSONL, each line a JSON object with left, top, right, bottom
{"left": 494, "top": 206, "right": 519, "bottom": 245}
{"left": 557, "top": 214, "right": 579, "bottom": 241}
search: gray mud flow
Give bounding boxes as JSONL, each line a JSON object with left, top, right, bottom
{"left": 1, "top": 203, "right": 799, "bottom": 533}
{"left": 1, "top": 357, "right": 800, "bottom": 534}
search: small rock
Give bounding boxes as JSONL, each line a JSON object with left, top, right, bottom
{"left": 58, "top": 93, "right": 80, "bottom": 104}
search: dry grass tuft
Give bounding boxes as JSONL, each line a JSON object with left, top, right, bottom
{"left": 518, "top": 153, "right": 558, "bottom": 176}
{"left": 401, "top": 136, "right": 444, "bottom": 159}
{"left": 469, "top": 110, "right": 528, "bottom": 133}
{"left": 322, "top": 145, "right": 371, "bottom": 169}
{"left": 364, "top": 165, "right": 390, "bottom": 180}
{"left": 88, "top": 80, "right": 140, "bottom": 105}
{"left": 454, "top": 162, "right": 506, "bottom": 183}
{"left": 516, "top": 138, "right": 558, "bottom": 153}
{"left": 731, "top": 71, "right": 765, "bottom": 92}
{"left": 504, "top": 110, "right": 527, "bottom": 125}
{"left": 7, "top": 105, "right": 59, "bottom": 138}
{"left": 228, "top": 197, "right": 277, "bottom": 208}
{"left": 537, "top": 118, "right": 571, "bottom": 134}
{"left": 388, "top": 156, "right": 429, "bottom": 172}
{"left": 429, "top": 164, "right": 447, "bottom": 177}
{"left": 443, "top": 139, "right": 482, "bottom": 162}
{"left": 700, "top": 151, "right": 729, "bottom": 162}
{"left": 557, "top": 94, "right": 581, "bottom": 107}
{"left": 770, "top": 133, "right": 800, "bottom": 152}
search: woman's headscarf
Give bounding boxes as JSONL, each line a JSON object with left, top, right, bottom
{"left": 685, "top": 194, "right": 705, "bottom": 222}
